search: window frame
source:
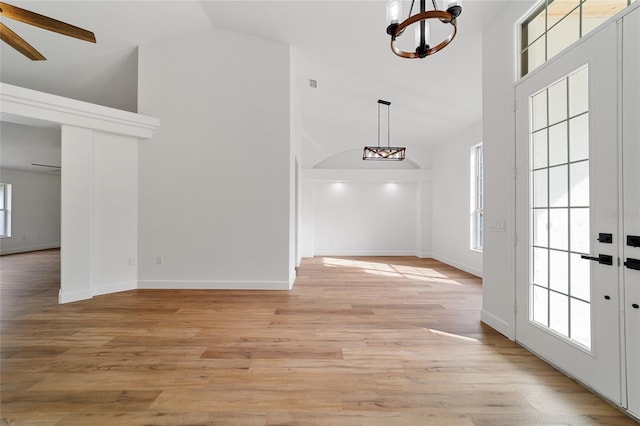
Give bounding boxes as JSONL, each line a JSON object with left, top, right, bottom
{"left": 470, "top": 143, "right": 484, "bottom": 252}
{"left": 519, "top": 0, "right": 637, "bottom": 78}
{"left": 0, "top": 183, "right": 12, "bottom": 239}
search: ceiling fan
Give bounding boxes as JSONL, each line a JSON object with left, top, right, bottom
{"left": 0, "top": 2, "right": 95, "bottom": 60}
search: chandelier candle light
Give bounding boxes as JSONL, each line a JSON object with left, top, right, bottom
{"left": 363, "top": 99, "right": 406, "bottom": 161}
{"left": 386, "top": 0, "right": 462, "bottom": 59}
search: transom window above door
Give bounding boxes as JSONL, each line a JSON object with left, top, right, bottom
{"left": 520, "top": 0, "right": 638, "bottom": 77}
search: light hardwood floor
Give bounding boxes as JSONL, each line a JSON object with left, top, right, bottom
{"left": 0, "top": 249, "right": 636, "bottom": 425}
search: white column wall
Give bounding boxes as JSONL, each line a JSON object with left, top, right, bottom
{"left": 60, "top": 126, "right": 140, "bottom": 303}
{"left": 90, "top": 132, "right": 138, "bottom": 296}
{"left": 481, "top": 0, "right": 536, "bottom": 338}
{"left": 60, "top": 126, "right": 93, "bottom": 303}
{"left": 137, "top": 28, "right": 292, "bottom": 290}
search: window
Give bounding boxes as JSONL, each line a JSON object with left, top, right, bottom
{"left": 520, "top": 0, "right": 637, "bottom": 77}
{"left": 0, "top": 183, "right": 11, "bottom": 238}
{"left": 529, "top": 66, "right": 591, "bottom": 348}
{"left": 471, "top": 143, "right": 484, "bottom": 252}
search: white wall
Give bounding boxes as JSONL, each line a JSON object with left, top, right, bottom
{"left": 137, "top": 27, "right": 292, "bottom": 290}
{"left": 431, "top": 122, "right": 483, "bottom": 277}
{"left": 313, "top": 181, "right": 417, "bottom": 256}
{"left": 481, "top": 0, "right": 537, "bottom": 338}
{"left": 0, "top": 168, "right": 61, "bottom": 255}
{"left": 300, "top": 169, "right": 431, "bottom": 258}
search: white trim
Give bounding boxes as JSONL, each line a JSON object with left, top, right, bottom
{"left": 58, "top": 288, "right": 93, "bottom": 304}
{"left": 0, "top": 83, "right": 159, "bottom": 139}
{"left": 431, "top": 253, "right": 483, "bottom": 278}
{"left": 138, "top": 280, "right": 292, "bottom": 291}
{"left": 314, "top": 251, "right": 419, "bottom": 257}
{"left": 416, "top": 251, "right": 432, "bottom": 259}
{"left": 289, "top": 268, "right": 297, "bottom": 289}
{"left": 92, "top": 281, "right": 138, "bottom": 297}
{"left": 481, "top": 309, "right": 515, "bottom": 340}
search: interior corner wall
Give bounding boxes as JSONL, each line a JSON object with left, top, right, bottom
{"left": 137, "top": 27, "right": 292, "bottom": 290}
{"left": 0, "top": 168, "right": 61, "bottom": 255}
{"left": 481, "top": 0, "right": 536, "bottom": 339}
{"left": 431, "top": 122, "right": 483, "bottom": 277}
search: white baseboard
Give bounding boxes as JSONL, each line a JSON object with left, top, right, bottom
{"left": 59, "top": 288, "right": 92, "bottom": 304}
{"left": 1, "top": 243, "right": 60, "bottom": 256}
{"left": 415, "top": 251, "right": 432, "bottom": 259}
{"left": 313, "top": 250, "right": 418, "bottom": 257}
{"left": 431, "top": 253, "right": 483, "bottom": 278}
{"left": 138, "top": 280, "right": 291, "bottom": 291}
{"left": 481, "top": 309, "right": 515, "bottom": 340}
{"left": 92, "top": 280, "right": 137, "bottom": 297}
{"left": 289, "top": 268, "right": 297, "bottom": 289}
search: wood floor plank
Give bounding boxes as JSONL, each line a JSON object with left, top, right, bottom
{"left": 1, "top": 250, "right": 637, "bottom": 425}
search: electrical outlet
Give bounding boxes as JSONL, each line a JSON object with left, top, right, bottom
{"left": 155, "top": 256, "right": 163, "bottom": 265}
{"left": 128, "top": 257, "right": 136, "bottom": 266}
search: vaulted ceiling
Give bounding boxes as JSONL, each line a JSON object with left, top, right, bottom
{"left": 0, "top": 1, "right": 509, "bottom": 169}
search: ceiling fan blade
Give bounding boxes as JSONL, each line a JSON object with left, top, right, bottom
{"left": 0, "top": 22, "right": 45, "bottom": 60}
{"left": 31, "top": 163, "right": 61, "bottom": 169}
{"left": 0, "top": 2, "right": 95, "bottom": 43}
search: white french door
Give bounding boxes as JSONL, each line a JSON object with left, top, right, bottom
{"left": 515, "top": 22, "right": 622, "bottom": 403}
{"left": 622, "top": 7, "right": 640, "bottom": 418}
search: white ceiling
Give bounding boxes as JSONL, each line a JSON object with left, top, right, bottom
{"left": 0, "top": 0, "right": 508, "bottom": 170}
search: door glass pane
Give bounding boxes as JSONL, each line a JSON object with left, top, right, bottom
{"left": 547, "top": 0, "right": 581, "bottom": 28}
{"left": 525, "top": 37, "right": 547, "bottom": 76}
{"left": 549, "top": 79, "right": 568, "bottom": 125}
{"left": 548, "top": 8, "right": 581, "bottom": 60}
{"left": 549, "top": 122, "right": 568, "bottom": 166}
{"left": 549, "top": 165, "right": 568, "bottom": 207}
{"left": 533, "top": 247, "right": 549, "bottom": 287}
{"left": 570, "top": 253, "right": 590, "bottom": 301}
{"left": 533, "top": 169, "right": 548, "bottom": 208}
{"left": 532, "top": 130, "right": 548, "bottom": 169}
{"left": 570, "top": 161, "right": 590, "bottom": 206}
{"left": 533, "top": 286, "right": 549, "bottom": 326}
{"left": 533, "top": 209, "right": 549, "bottom": 247}
{"left": 532, "top": 89, "right": 548, "bottom": 131}
{"left": 550, "top": 292, "right": 569, "bottom": 336}
{"left": 549, "top": 208, "right": 569, "bottom": 250}
{"left": 529, "top": 65, "right": 591, "bottom": 350}
{"left": 525, "top": 11, "right": 546, "bottom": 44}
{"left": 549, "top": 250, "right": 569, "bottom": 293}
{"left": 570, "top": 298, "right": 591, "bottom": 348}
{"left": 582, "top": 0, "right": 628, "bottom": 36}
{"left": 569, "top": 114, "right": 589, "bottom": 162}
{"left": 549, "top": 250, "right": 569, "bottom": 294}
{"left": 570, "top": 208, "right": 590, "bottom": 253}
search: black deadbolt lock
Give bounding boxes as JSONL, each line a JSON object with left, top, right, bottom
{"left": 624, "top": 258, "right": 640, "bottom": 271}
{"left": 628, "top": 235, "right": 640, "bottom": 247}
{"left": 597, "top": 233, "right": 613, "bottom": 244}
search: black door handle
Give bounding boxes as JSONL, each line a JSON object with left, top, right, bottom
{"left": 581, "top": 254, "right": 613, "bottom": 266}
{"left": 624, "top": 258, "right": 640, "bottom": 271}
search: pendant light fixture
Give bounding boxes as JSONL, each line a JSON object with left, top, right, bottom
{"left": 363, "top": 99, "right": 406, "bottom": 161}
{"left": 386, "top": 0, "right": 462, "bottom": 59}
